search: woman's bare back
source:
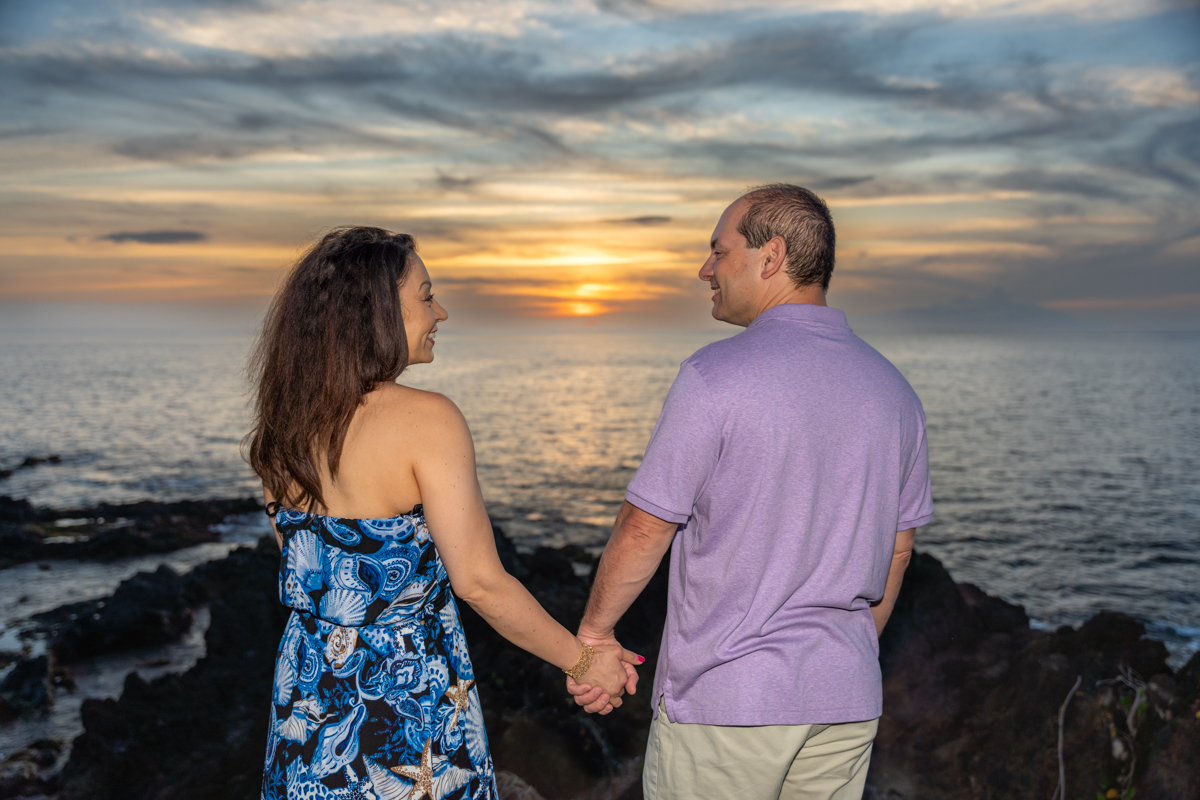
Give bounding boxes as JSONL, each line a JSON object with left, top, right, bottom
{"left": 304, "top": 382, "right": 454, "bottom": 518}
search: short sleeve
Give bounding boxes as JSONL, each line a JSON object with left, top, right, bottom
{"left": 625, "top": 361, "right": 721, "bottom": 525}
{"left": 897, "top": 409, "right": 934, "bottom": 531}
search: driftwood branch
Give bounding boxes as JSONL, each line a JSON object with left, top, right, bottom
{"left": 1051, "top": 674, "right": 1083, "bottom": 800}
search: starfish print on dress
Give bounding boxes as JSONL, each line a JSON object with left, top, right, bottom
{"left": 390, "top": 738, "right": 434, "bottom": 800}
{"left": 335, "top": 765, "right": 374, "bottom": 800}
{"left": 340, "top": 775, "right": 373, "bottom": 800}
{"left": 443, "top": 678, "right": 474, "bottom": 730}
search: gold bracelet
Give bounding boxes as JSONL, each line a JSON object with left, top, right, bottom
{"left": 563, "top": 642, "right": 594, "bottom": 681}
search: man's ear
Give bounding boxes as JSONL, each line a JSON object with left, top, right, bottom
{"left": 759, "top": 236, "right": 788, "bottom": 279}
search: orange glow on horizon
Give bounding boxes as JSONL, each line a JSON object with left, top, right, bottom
{"left": 564, "top": 301, "right": 606, "bottom": 316}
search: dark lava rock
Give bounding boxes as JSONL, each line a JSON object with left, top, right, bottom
{"left": 0, "top": 739, "right": 64, "bottom": 799}
{"left": 1073, "top": 611, "right": 1170, "bottom": 679}
{"left": 957, "top": 582, "right": 1029, "bottom": 635}
{"left": 0, "top": 656, "right": 54, "bottom": 720}
{"left": 48, "top": 533, "right": 1196, "bottom": 800}
{"left": 60, "top": 497, "right": 263, "bottom": 560}
{"left": 0, "top": 525, "right": 46, "bottom": 568}
{"left": 38, "top": 565, "right": 192, "bottom": 662}
{"left": 0, "top": 498, "right": 42, "bottom": 568}
{"left": 57, "top": 538, "right": 288, "bottom": 800}
{"left": 867, "top": 551, "right": 1195, "bottom": 800}
{"left": 525, "top": 546, "right": 580, "bottom": 588}
{"left": 879, "top": 552, "right": 981, "bottom": 668}
{"left": 0, "top": 496, "right": 263, "bottom": 567}
{"left": 1136, "top": 650, "right": 1200, "bottom": 800}
{"left": 493, "top": 522, "right": 529, "bottom": 580}
{"left": 18, "top": 455, "right": 61, "bottom": 469}
{"left": 0, "top": 497, "right": 36, "bottom": 523}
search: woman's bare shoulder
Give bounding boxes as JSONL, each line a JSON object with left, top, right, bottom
{"left": 362, "top": 383, "right": 469, "bottom": 440}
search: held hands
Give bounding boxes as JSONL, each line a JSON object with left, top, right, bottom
{"left": 566, "top": 630, "right": 643, "bottom": 715}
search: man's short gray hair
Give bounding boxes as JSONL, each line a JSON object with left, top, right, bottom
{"left": 737, "top": 184, "right": 835, "bottom": 290}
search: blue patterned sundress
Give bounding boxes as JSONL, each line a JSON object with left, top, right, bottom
{"left": 261, "top": 505, "right": 497, "bottom": 800}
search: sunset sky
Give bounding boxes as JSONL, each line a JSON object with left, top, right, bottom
{"left": 0, "top": 0, "right": 1197, "bottom": 326}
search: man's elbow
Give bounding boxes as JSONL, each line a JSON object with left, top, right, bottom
{"left": 625, "top": 520, "right": 676, "bottom": 551}
{"left": 616, "top": 504, "right": 677, "bottom": 550}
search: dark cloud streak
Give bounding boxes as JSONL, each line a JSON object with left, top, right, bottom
{"left": 609, "top": 216, "right": 672, "bottom": 225}
{"left": 98, "top": 230, "right": 208, "bottom": 244}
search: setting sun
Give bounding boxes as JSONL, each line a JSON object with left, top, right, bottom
{"left": 564, "top": 301, "right": 605, "bottom": 316}
{"left": 573, "top": 283, "right": 618, "bottom": 299}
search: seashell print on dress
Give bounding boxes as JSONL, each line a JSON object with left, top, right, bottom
{"left": 324, "top": 626, "right": 358, "bottom": 669}
{"left": 318, "top": 588, "right": 369, "bottom": 627}
{"left": 286, "top": 529, "right": 324, "bottom": 591}
{"left": 359, "top": 514, "right": 419, "bottom": 541}
{"left": 263, "top": 507, "right": 496, "bottom": 800}
{"left": 275, "top": 697, "right": 330, "bottom": 743}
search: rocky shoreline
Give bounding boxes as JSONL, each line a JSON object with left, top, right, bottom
{"left": 0, "top": 495, "right": 263, "bottom": 568}
{"left": 1, "top": 509, "right": 1197, "bottom": 799}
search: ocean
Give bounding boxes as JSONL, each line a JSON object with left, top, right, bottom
{"left": 1, "top": 325, "right": 1198, "bottom": 673}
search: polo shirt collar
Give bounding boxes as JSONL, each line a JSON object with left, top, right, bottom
{"left": 752, "top": 302, "right": 849, "bottom": 329}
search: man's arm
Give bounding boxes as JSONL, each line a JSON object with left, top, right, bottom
{"left": 581, "top": 501, "right": 678, "bottom": 639}
{"left": 870, "top": 528, "right": 914, "bottom": 636}
{"left": 569, "top": 501, "right": 677, "bottom": 711}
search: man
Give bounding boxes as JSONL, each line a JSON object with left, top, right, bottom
{"left": 568, "top": 184, "right": 933, "bottom": 800}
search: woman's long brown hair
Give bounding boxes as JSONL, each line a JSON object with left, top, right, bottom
{"left": 246, "top": 226, "right": 415, "bottom": 512}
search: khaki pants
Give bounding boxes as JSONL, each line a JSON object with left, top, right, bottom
{"left": 643, "top": 699, "right": 878, "bottom": 800}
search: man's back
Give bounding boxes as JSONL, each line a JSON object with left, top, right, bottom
{"left": 626, "top": 303, "right": 933, "bottom": 725}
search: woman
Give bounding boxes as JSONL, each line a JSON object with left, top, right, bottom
{"left": 247, "top": 227, "right": 639, "bottom": 799}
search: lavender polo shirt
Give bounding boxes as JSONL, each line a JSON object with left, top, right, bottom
{"left": 626, "top": 303, "right": 933, "bottom": 726}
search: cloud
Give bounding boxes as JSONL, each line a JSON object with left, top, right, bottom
{"left": 986, "top": 169, "right": 1129, "bottom": 201}
{"left": 99, "top": 230, "right": 209, "bottom": 244}
{"left": 0, "top": 125, "right": 56, "bottom": 140}
{"left": 609, "top": 216, "right": 672, "bottom": 225}
{"left": 596, "top": 0, "right": 1182, "bottom": 20}
{"left": 111, "top": 134, "right": 277, "bottom": 162}
{"left": 233, "top": 112, "right": 278, "bottom": 131}
{"left": 435, "top": 172, "right": 479, "bottom": 191}
{"left": 1, "top": 0, "right": 1197, "bottom": 321}
{"left": 2, "top": 9, "right": 1187, "bottom": 178}
{"left": 812, "top": 176, "right": 875, "bottom": 190}
{"left": 1134, "top": 114, "right": 1200, "bottom": 191}
{"left": 0, "top": 19, "right": 1021, "bottom": 120}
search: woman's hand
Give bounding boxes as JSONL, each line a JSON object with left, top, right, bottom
{"left": 568, "top": 636, "right": 643, "bottom": 715}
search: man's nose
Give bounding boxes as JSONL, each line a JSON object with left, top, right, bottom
{"left": 699, "top": 255, "right": 714, "bottom": 280}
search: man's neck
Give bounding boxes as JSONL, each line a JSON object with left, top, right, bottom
{"left": 746, "top": 283, "right": 826, "bottom": 324}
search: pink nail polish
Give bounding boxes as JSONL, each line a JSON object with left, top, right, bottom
{"left": 638, "top": 656, "right": 645, "bottom": 663}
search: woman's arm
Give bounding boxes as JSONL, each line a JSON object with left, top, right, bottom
{"left": 410, "top": 394, "right": 640, "bottom": 705}
{"left": 262, "top": 486, "right": 283, "bottom": 550}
